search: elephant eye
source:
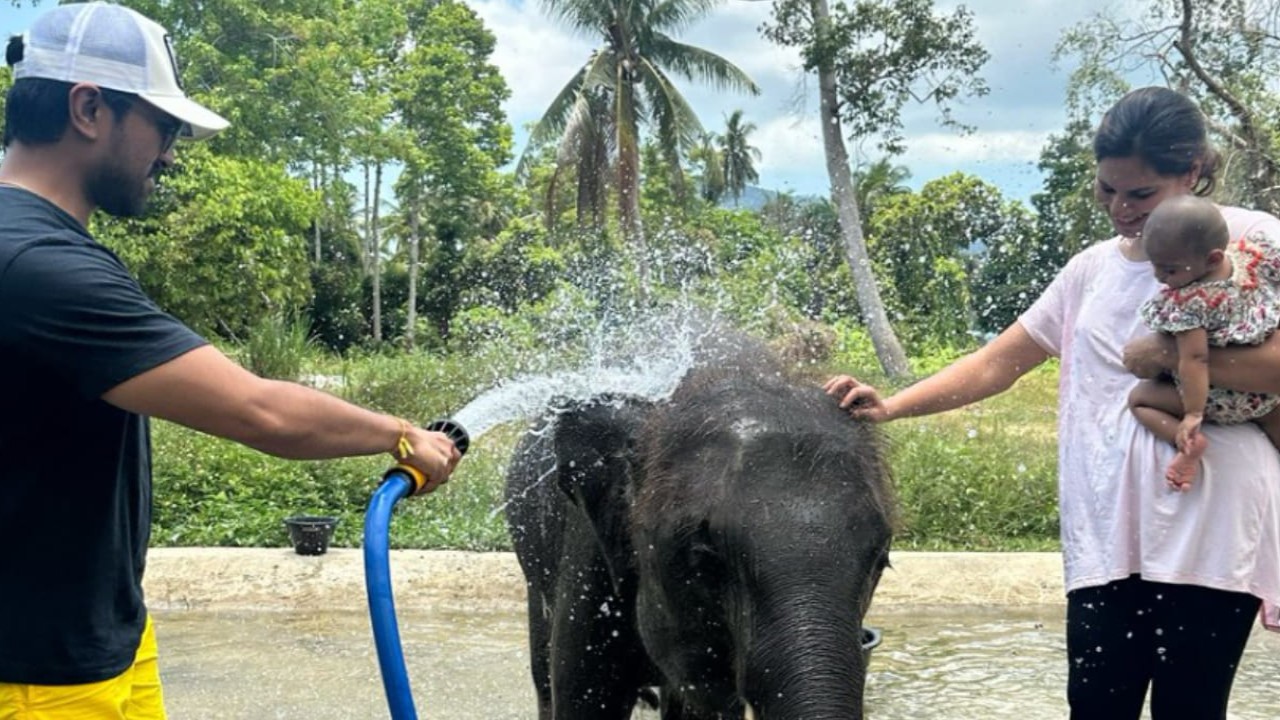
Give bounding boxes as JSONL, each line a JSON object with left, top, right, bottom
{"left": 687, "top": 540, "right": 726, "bottom": 583}
{"left": 688, "top": 525, "right": 727, "bottom": 567}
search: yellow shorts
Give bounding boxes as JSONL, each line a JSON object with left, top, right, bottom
{"left": 0, "top": 615, "right": 165, "bottom": 720}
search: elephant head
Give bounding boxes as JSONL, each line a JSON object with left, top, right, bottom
{"left": 505, "top": 348, "right": 895, "bottom": 720}
{"left": 628, "top": 365, "right": 894, "bottom": 718}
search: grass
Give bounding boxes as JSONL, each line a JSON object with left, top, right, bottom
{"left": 882, "top": 361, "right": 1060, "bottom": 551}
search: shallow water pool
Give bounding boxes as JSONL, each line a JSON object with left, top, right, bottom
{"left": 155, "top": 605, "right": 1280, "bottom": 718}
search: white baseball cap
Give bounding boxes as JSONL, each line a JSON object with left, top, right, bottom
{"left": 10, "top": 2, "right": 229, "bottom": 140}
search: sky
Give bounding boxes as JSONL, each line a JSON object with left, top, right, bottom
{"left": 2, "top": 0, "right": 1157, "bottom": 203}
{"left": 464, "top": 0, "right": 1159, "bottom": 203}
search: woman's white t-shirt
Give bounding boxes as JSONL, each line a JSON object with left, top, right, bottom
{"left": 1019, "top": 205, "right": 1280, "bottom": 629}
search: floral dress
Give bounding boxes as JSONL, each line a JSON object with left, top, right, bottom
{"left": 1140, "top": 233, "right": 1280, "bottom": 423}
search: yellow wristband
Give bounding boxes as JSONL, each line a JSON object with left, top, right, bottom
{"left": 393, "top": 418, "right": 414, "bottom": 460}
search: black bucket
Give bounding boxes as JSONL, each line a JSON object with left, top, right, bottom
{"left": 861, "top": 626, "right": 883, "bottom": 667}
{"left": 284, "top": 515, "right": 340, "bottom": 555}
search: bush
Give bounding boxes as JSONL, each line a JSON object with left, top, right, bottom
{"left": 151, "top": 424, "right": 381, "bottom": 547}
{"left": 244, "top": 312, "right": 315, "bottom": 381}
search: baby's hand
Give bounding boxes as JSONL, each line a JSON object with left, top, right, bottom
{"left": 1175, "top": 413, "right": 1204, "bottom": 453}
{"left": 1167, "top": 415, "right": 1208, "bottom": 492}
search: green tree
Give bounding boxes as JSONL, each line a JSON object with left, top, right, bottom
{"left": 689, "top": 131, "right": 726, "bottom": 204}
{"left": 392, "top": 0, "right": 512, "bottom": 346}
{"left": 0, "top": 65, "right": 10, "bottom": 136}
{"left": 1030, "top": 120, "right": 1112, "bottom": 268}
{"left": 526, "top": 89, "right": 615, "bottom": 231}
{"left": 348, "top": 0, "right": 412, "bottom": 345}
{"left": 96, "top": 145, "right": 318, "bottom": 340}
{"left": 866, "top": 173, "right": 1021, "bottom": 347}
{"left": 974, "top": 119, "right": 1113, "bottom": 338}
{"left": 762, "top": 0, "right": 989, "bottom": 378}
{"left": 968, "top": 202, "right": 1041, "bottom": 336}
{"left": 720, "top": 109, "right": 761, "bottom": 206}
{"left": 754, "top": 196, "right": 856, "bottom": 322}
{"left": 851, "top": 157, "right": 911, "bottom": 228}
{"left": 1056, "top": 0, "right": 1280, "bottom": 213}
{"left": 124, "top": 0, "right": 408, "bottom": 346}
{"left": 519, "top": 0, "right": 759, "bottom": 249}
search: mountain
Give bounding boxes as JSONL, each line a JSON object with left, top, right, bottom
{"left": 717, "top": 185, "right": 823, "bottom": 211}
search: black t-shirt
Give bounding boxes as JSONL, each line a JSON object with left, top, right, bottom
{"left": 0, "top": 186, "right": 206, "bottom": 684}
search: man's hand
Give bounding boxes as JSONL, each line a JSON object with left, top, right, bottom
{"left": 1123, "top": 334, "right": 1177, "bottom": 379}
{"left": 399, "top": 427, "right": 462, "bottom": 494}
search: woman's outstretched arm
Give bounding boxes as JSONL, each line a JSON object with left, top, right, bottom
{"left": 828, "top": 323, "right": 1051, "bottom": 422}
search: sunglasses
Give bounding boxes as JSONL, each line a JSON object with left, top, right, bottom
{"left": 139, "top": 104, "right": 185, "bottom": 154}
{"left": 104, "top": 89, "right": 184, "bottom": 154}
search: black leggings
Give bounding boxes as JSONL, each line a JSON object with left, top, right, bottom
{"left": 1066, "top": 575, "right": 1260, "bottom": 719}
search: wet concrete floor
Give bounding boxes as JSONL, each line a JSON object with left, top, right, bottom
{"left": 155, "top": 604, "right": 1280, "bottom": 719}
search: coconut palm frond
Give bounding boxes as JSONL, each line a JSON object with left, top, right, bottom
{"left": 647, "top": 35, "right": 760, "bottom": 95}
{"left": 647, "top": 0, "right": 721, "bottom": 34}
{"left": 516, "top": 64, "right": 595, "bottom": 179}
{"left": 641, "top": 60, "right": 705, "bottom": 154}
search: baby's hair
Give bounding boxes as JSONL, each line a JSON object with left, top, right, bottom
{"left": 1143, "top": 195, "right": 1229, "bottom": 257}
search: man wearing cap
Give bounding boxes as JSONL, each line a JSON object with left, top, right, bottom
{"left": 0, "top": 4, "right": 461, "bottom": 717}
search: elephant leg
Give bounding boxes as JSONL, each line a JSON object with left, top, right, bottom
{"left": 548, "top": 560, "right": 646, "bottom": 719}
{"left": 524, "top": 587, "right": 554, "bottom": 720}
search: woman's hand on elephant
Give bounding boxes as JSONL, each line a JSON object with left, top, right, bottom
{"left": 823, "top": 375, "right": 890, "bottom": 422}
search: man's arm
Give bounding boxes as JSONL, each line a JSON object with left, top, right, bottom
{"left": 102, "top": 345, "right": 458, "bottom": 489}
{"left": 1124, "top": 331, "right": 1280, "bottom": 395}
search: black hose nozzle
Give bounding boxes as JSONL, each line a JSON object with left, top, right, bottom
{"left": 425, "top": 418, "right": 470, "bottom": 457}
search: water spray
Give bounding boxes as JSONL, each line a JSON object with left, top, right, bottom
{"left": 364, "top": 418, "right": 470, "bottom": 720}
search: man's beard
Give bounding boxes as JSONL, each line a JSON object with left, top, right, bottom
{"left": 87, "top": 156, "right": 152, "bottom": 218}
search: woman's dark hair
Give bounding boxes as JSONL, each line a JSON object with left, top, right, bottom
{"left": 1093, "top": 86, "right": 1221, "bottom": 196}
{"left": 3, "top": 78, "right": 136, "bottom": 148}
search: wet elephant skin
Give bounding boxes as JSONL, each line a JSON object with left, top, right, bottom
{"left": 504, "top": 353, "right": 895, "bottom": 720}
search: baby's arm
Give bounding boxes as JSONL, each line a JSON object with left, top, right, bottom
{"left": 1175, "top": 327, "right": 1210, "bottom": 448}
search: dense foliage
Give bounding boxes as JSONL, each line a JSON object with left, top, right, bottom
{"left": 4, "top": 0, "right": 1279, "bottom": 550}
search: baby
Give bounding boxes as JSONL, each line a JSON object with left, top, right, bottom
{"left": 1129, "top": 195, "right": 1280, "bottom": 490}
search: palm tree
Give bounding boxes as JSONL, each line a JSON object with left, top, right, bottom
{"left": 851, "top": 157, "right": 911, "bottom": 227}
{"left": 543, "top": 88, "right": 615, "bottom": 230}
{"left": 519, "top": 0, "right": 759, "bottom": 244}
{"left": 719, "top": 109, "right": 761, "bottom": 206}
{"left": 689, "top": 131, "right": 726, "bottom": 203}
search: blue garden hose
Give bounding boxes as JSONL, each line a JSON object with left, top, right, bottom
{"left": 364, "top": 419, "right": 470, "bottom": 720}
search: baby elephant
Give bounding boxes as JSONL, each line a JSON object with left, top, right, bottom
{"left": 504, "top": 359, "right": 895, "bottom": 720}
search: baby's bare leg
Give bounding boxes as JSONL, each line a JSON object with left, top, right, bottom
{"left": 1129, "top": 379, "right": 1206, "bottom": 491}
{"left": 1129, "top": 379, "right": 1186, "bottom": 447}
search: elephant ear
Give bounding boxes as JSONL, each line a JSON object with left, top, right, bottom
{"left": 553, "top": 393, "right": 654, "bottom": 594}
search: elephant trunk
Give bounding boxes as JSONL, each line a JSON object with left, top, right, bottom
{"left": 740, "top": 598, "right": 866, "bottom": 720}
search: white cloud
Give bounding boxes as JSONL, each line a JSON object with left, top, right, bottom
{"left": 753, "top": 115, "right": 825, "bottom": 174}
{"left": 467, "top": 0, "right": 594, "bottom": 126}
{"left": 902, "top": 130, "right": 1052, "bottom": 165}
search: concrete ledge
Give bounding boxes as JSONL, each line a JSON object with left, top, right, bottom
{"left": 143, "top": 548, "right": 1066, "bottom": 612}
